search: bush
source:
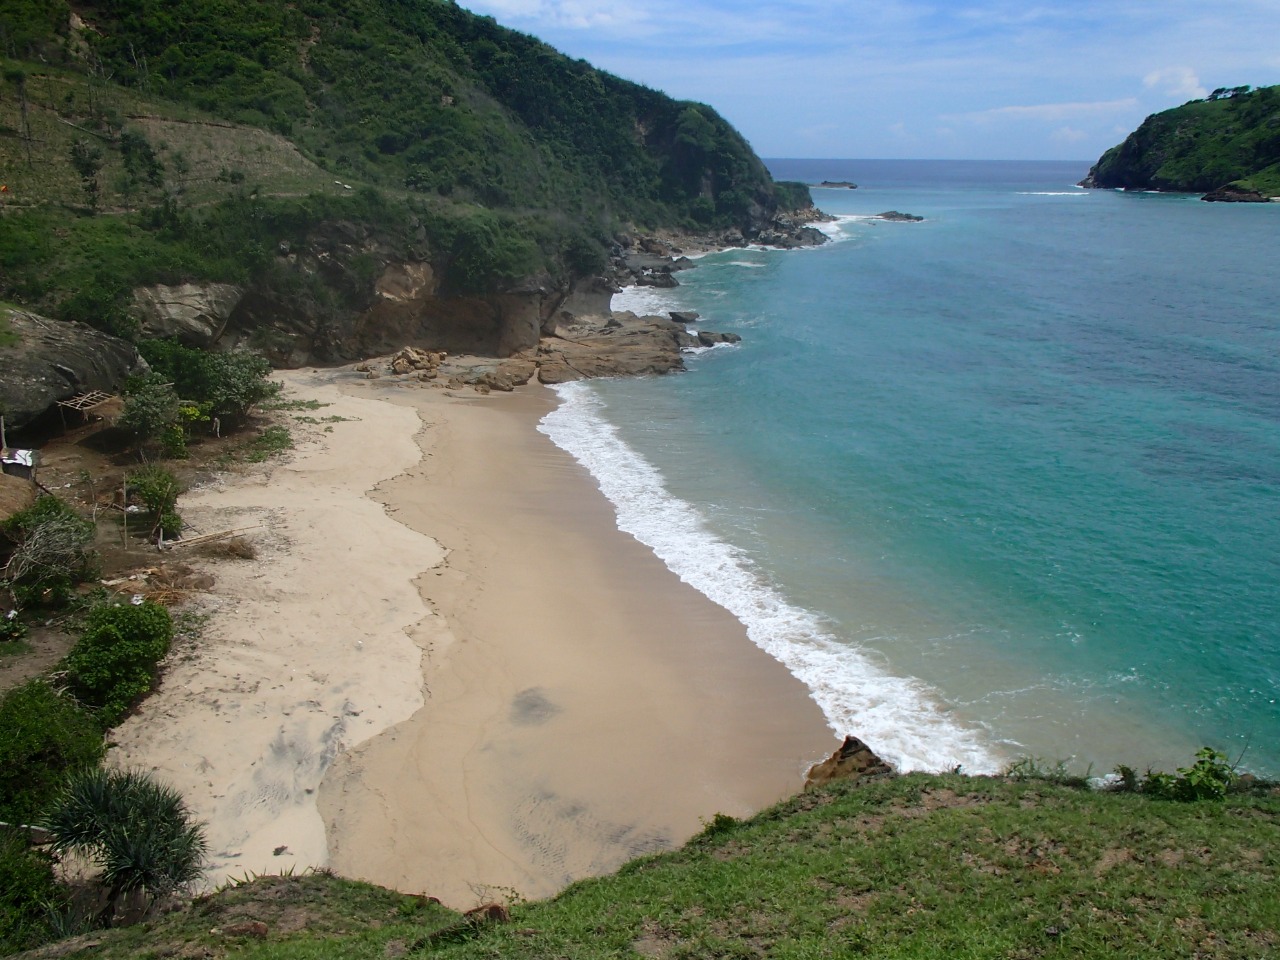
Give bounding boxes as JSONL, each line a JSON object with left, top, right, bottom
{"left": 1138, "top": 748, "right": 1238, "bottom": 802}
{"left": 139, "top": 340, "right": 278, "bottom": 424}
{"left": 118, "top": 374, "right": 182, "bottom": 449}
{"left": 127, "top": 464, "right": 183, "bottom": 517}
{"left": 43, "top": 768, "right": 206, "bottom": 920}
{"left": 1, "top": 496, "right": 97, "bottom": 609}
{"left": 62, "top": 600, "right": 174, "bottom": 728}
{"left": 0, "top": 832, "right": 63, "bottom": 954}
{"left": 0, "top": 681, "right": 104, "bottom": 824}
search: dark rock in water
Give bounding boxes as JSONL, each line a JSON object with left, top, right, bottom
{"left": 875, "top": 210, "right": 924, "bottom": 222}
{"left": 695, "top": 330, "right": 741, "bottom": 347}
{"left": 670, "top": 311, "right": 701, "bottom": 324}
{"left": 818, "top": 180, "right": 858, "bottom": 189}
{"left": 636, "top": 271, "right": 679, "bottom": 288}
{"left": 1202, "top": 184, "right": 1270, "bottom": 202}
{"left": 0, "top": 308, "right": 149, "bottom": 429}
{"left": 805, "top": 735, "right": 894, "bottom": 789}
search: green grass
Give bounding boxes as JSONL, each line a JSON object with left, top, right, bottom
{"left": 245, "top": 425, "right": 294, "bottom": 462}
{"left": 36, "top": 773, "right": 1280, "bottom": 960}
{"left": 0, "top": 308, "right": 19, "bottom": 348}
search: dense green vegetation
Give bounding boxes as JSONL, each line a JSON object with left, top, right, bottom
{"left": 0, "top": 0, "right": 811, "bottom": 335}
{"left": 16, "top": 771, "right": 1278, "bottom": 959}
{"left": 1085, "top": 84, "right": 1280, "bottom": 195}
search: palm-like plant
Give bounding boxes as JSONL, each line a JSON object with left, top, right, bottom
{"left": 42, "top": 768, "right": 206, "bottom": 925}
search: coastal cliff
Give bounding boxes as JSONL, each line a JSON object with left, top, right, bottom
{"left": 0, "top": 0, "right": 821, "bottom": 371}
{"left": 1080, "top": 84, "right": 1280, "bottom": 200}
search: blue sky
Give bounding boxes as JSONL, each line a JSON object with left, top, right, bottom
{"left": 458, "top": 0, "right": 1280, "bottom": 160}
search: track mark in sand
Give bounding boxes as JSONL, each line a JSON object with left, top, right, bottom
{"left": 509, "top": 687, "right": 561, "bottom": 726}
{"left": 507, "top": 784, "right": 672, "bottom": 884}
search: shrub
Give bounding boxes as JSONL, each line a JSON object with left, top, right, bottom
{"left": 0, "top": 832, "right": 63, "bottom": 954}
{"left": 1, "top": 496, "right": 97, "bottom": 609}
{"left": 127, "top": 464, "right": 183, "bottom": 516}
{"left": 1139, "top": 748, "right": 1238, "bottom": 802}
{"left": 118, "top": 374, "right": 182, "bottom": 448}
{"left": 0, "top": 680, "right": 104, "bottom": 824}
{"left": 62, "top": 600, "right": 174, "bottom": 728}
{"left": 43, "top": 768, "right": 206, "bottom": 922}
{"left": 139, "top": 340, "right": 279, "bottom": 424}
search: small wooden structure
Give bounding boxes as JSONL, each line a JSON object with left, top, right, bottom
{"left": 55, "top": 390, "right": 115, "bottom": 430}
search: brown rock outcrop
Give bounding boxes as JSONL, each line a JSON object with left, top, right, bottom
{"left": 131, "top": 282, "right": 244, "bottom": 347}
{"left": 804, "top": 735, "right": 894, "bottom": 790}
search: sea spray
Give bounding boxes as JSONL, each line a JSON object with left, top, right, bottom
{"left": 538, "top": 382, "right": 1004, "bottom": 774}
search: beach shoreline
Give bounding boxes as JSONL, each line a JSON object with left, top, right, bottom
{"left": 112, "top": 365, "right": 836, "bottom": 905}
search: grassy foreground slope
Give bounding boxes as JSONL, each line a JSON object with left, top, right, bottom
{"left": 34, "top": 773, "right": 1280, "bottom": 960}
{"left": 1083, "top": 85, "right": 1280, "bottom": 196}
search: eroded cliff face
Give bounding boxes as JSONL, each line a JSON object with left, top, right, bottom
{"left": 126, "top": 212, "right": 826, "bottom": 373}
{"left": 165, "top": 220, "right": 574, "bottom": 368}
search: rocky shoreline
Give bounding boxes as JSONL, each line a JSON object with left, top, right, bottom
{"left": 2, "top": 211, "right": 828, "bottom": 428}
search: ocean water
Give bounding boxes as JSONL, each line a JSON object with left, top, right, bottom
{"left": 538, "top": 159, "right": 1280, "bottom": 777}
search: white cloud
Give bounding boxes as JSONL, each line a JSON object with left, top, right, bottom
{"left": 947, "top": 98, "right": 1140, "bottom": 124}
{"left": 1143, "top": 67, "right": 1207, "bottom": 100}
{"left": 1051, "top": 126, "right": 1089, "bottom": 144}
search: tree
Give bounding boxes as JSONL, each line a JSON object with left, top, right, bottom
{"left": 118, "top": 374, "right": 181, "bottom": 449}
{"left": 69, "top": 139, "right": 105, "bottom": 211}
{"left": 43, "top": 768, "right": 206, "bottom": 925}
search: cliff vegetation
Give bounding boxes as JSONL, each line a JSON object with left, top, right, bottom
{"left": 8, "top": 770, "right": 1278, "bottom": 959}
{"left": 1082, "top": 84, "right": 1280, "bottom": 198}
{"left": 0, "top": 0, "right": 814, "bottom": 360}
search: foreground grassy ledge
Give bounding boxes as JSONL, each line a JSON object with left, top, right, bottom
{"left": 25, "top": 772, "right": 1280, "bottom": 960}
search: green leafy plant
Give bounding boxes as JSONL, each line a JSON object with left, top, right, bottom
{"left": 1, "top": 496, "right": 97, "bottom": 609}
{"left": 43, "top": 768, "right": 207, "bottom": 925}
{"left": 118, "top": 374, "right": 182, "bottom": 450}
{"left": 0, "top": 831, "right": 64, "bottom": 954}
{"left": 1139, "top": 748, "right": 1238, "bottom": 802}
{"left": 0, "top": 680, "right": 104, "bottom": 824}
{"left": 1, "top": 609, "right": 27, "bottom": 642}
{"left": 61, "top": 599, "right": 174, "bottom": 727}
{"left": 127, "top": 464, "right": 183, "bottom": 517}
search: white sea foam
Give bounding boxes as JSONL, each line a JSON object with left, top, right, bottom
{"left": 611, "top": 284, "right": 680, "bottom": 315}
{"left": 1017, "top": 191, "right": 1089, "bottom": 197}
{"left": 538, "top": 382, "right": 1005, "bottom": 774}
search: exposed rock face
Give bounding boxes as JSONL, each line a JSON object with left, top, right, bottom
{"left": 875, "top": 211, "right": 924, "bottom": 222}
{"left": 132, "top": 282, "right": 244, "bottom": 347}
{"left": 0, "top": 308, "right": 149, "bottom": 429}
{"left": 1201, "top": 184, "right": 1270, "bottom": 202}
{"left": 804, "top": 735, "right": 894, "bottom": 790}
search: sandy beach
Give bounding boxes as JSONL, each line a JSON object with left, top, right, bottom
{"left": 112, "top": 366, "right": 835, "bottom": 906}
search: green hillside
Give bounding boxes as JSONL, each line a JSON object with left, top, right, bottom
{"left": 1082, "top": 85, "right": 1280, "bottom": 197}
{"left": 0, "top": 0, "right": 812, "bottom": 342}
{"left": 14, "top": 772, "right": 1280, "bottom": 960}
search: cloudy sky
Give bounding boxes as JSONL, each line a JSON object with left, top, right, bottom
{"left": 458, "top": 0, "right": 1280, "bottom": 161}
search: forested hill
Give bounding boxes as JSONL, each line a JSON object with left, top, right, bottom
{"left": 1081, "top": 84, "right": 1280, "bottom": 199}
{"left": 0, "top": 0, "right": 814, "bottom": 357}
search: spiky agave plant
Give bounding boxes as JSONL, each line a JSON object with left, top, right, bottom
{"left": 42, "top": 768, "right": 206, "bottom": 925}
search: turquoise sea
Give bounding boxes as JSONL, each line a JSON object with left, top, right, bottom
{"left": 539, "top": 160, "right": 1280, "bottom": 777}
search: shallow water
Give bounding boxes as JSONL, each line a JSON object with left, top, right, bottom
{"left": 539, "top": 160, "right": 1280, "bottom": 777}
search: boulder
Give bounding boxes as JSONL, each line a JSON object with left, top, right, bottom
{"left": 0, "top": 308, "right": 149, "bottom": 430}
{"left": 696, "top": 330, "right": 742, "bottom": 347}
{"left": 1201, "top": 184, "right": 1270, "bottom": 202}
{"left": 804, "top": 735, "right": 894, "bottom": 790}
{"left": 131, "top": 282, "right": 244, "bottom": 347}
{"left": 669, "top": 311, "right": 701, "bottom": 325}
